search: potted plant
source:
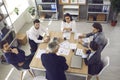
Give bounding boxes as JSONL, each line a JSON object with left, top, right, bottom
{"left": 110, "top": 0, "right": 120, "bottom": 26}
{"left": 14, "top": 7, "right": 19, "bottom": 15}
{"left": 28, "top": 7, "right": 36, "bottom": 18}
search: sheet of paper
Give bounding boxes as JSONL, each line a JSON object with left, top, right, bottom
{"left": 81, "top": 53, "right": 88, "bottom": 58}
{"left": 75, "top": 48, "right": 88, "bottom": 58}
{"left": 57, "top": 47, "right": 70, "bottom": 55}
{"left": 59, "top": 41, "right": 70, "bottom": 49}
{"left": 36, "top": 49, "right": 46, "bottom": 58}
{"left": 75, "top": 48, "right": 83, "bottom": 56}
{"left": 70, "top": 43, "right": 77, "bottom": 49}
{"left": 63, "top": 32, "right": 71, "bottom": 40}
{"left": 82, "top": 38, "right": 90, "bottom": 43}
{"left": 74, "top": 33, "right": 82, "bottom": 40}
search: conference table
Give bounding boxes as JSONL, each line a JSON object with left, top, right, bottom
{"left": 30, "top": 31, "right": 88, "bottom": 80}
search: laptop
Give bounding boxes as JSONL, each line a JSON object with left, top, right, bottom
{"left": 70, "top": 55, "right": 82, "bottom": 69}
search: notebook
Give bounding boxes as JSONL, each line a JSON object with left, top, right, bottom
{"left": 70, "top": 55, "right": 82, "bottom": 69}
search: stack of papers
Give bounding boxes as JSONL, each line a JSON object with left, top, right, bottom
{"left": 58, "top": 41, "right": 70, "bottom": 55}
{"left": 75, "top": 48, "right": 88, "bottom": 58}
{"left": 59, "top": 41, "right": 77, "bottom": 49}
{"left": 35, "top": 49, "right": 46, "bottom": 58}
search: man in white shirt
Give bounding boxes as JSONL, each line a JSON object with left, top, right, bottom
{"left": 27, "top": 19, "right": 49, "bottom": 54}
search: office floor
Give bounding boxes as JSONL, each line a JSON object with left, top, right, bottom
{"left": 0, "top": 18, "right": 120, "bottom": 80}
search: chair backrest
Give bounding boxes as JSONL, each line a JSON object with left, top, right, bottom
{"left": 98, "top": 56, "right": 110, "bottom": 76}
{"left": 26, "top": 30, "right": 29, "bottom": 41}
{"left": 106, "top": 38, "right": 110, "bottom": 47}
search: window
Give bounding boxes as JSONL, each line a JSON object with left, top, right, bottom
{"left": 4, "top": 0, "right": 29, "bottom": 23}
{"left": 0, "top": 0, "right": 2, "bottom": 3}
{"left": 0, "top": 5, "right": 7, "bottom": 14}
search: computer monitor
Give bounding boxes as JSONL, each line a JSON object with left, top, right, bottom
{"left": 42, "top": 4, "right": 56, "bottom": 10}
{"left": 42, "top": 0, "right": 55, "bottom": 2}
{"left": 51, "top": 4, "right": 56, "bottom": 10}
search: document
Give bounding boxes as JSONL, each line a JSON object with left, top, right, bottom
{"left": 75, "top": 48, "right": 88, "bottom": 58}
{"left": 63, "top": 32, "right": 71, "bottom": 40}
{"left": 36, "top": 49, "right": 46, "bottom": 58}
{"left": 59, "top": 41, "right": 70, "bottom": 49}
{"left": 82, "top": 38, "right": 90, "bottom": 43}
{"left": 57, "top": 47, "right": 70, "bottom": 55}
{"left": 70, "top": 43, "right": 77, "bottom": 49}
{"left": 75, "top": 48, "right": 83, "bottom": 56}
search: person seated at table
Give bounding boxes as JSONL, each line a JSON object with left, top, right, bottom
{"left": 26, "top": 19, "right": 49, "bottom": 54}
{"left": 84, "top": 41, "right": 103, "bottom": 80}
{"left": 78, "top": 22, "right": 107, "bottom": 54}
{"left": 41, "top": 41, "right": 68, "bottom": 80}
{"left": 61, "top": 13, "right": 76, "bottom": 33}
{"left": 0, "top": 40, "right": 33, "bottom": 69}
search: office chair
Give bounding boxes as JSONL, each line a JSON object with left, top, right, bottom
{"left": 13, "top": 65, "right": 35, "bottom": 80}
{"left": 5, "top": 64, "right": 35, "bottom": 80}
{"left": 106, "top": 38, "right": 110, "bottom": 47}
{"left": 95, "top": 56, "right": 110, "bottom": 80}
{"left": 101, "top": 38, "right": 110, "bottom": 53}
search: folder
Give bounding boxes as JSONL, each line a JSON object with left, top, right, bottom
{"left": 70, "top": 55, "right": 82, "bottom": 69}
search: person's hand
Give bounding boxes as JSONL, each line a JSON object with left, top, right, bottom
{"left": 11, "top": 48, "right": 18, "bottom": 54}
{"left": 63, "top": 28, "right": 72, "bottom": 32}
{"left": 18, "top": 62, "right": 24, "bottom": 66}
{"left": 44, "top": 36, "right": 50, "bottom": 43}
{"left": 44, "top": 39, "right": 48, "bottom": 43}
{"left": 79, "top": 35, "right": 84, "bottom": 38}
{"left": 66, "top": 28, "right": 72, "bottom": 32}
{"left": 63, "top": 28, "right": 67, "bottom": 31}
{"left": 78, "top": 39, "right": 83, "bottom": 44}
{"left": 67, "top": 28, "right": 72, "bottom": 32}
{"left": 83, "top": 48, "right": 89, "bottom": 54}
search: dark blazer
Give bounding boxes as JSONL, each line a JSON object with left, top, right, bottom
{"left": 4, "top": 47, "right": 25, "bottom": 66}
{"left": 4, "top": 47, "right": 33, "bottom": 69}
{"left": 84, "top": 51, "right": 103, "bottom": 75}
{"left": 86, "top": 32, "right": 107, "bottom": 54}
{"left": 41, "top": 53, "right": 68, "bottom": 80}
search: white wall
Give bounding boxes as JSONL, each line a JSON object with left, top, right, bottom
{"left": 13, "top": 9, "right": 33, "bottom": 33}
{"left": 28, "top": 0, "right": 36, "bottom": 6}
{"left": 13, "top": 0, "right": 35, "bottom": 33}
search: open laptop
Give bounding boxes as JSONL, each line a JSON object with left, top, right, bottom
{"left": 70, "top": 55, "right": 82, "bottom": 69}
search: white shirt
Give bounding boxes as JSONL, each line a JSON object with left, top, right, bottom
{"left": 26, "top": 26, "right": 47, "bottom": 43}
{"left": 61, "top": 20, "right": 76, "bottom": 32}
